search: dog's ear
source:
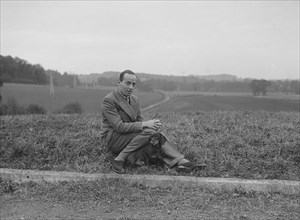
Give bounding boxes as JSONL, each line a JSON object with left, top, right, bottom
{"left": 159, "top": 133, "right": 166, "bottom": 145}
{"left": 148, "top": 133, "right": 154, "bottom": 141}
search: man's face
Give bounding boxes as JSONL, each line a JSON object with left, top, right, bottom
{"left": 118, "top": 73, "right": 137, "bottom": 97}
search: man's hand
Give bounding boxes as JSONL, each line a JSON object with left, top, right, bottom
{"left": 142, "top": 119, "right": 162, "bottom": 131}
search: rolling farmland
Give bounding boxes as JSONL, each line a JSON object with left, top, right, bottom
{"left": 147, "top": 93, "right": 300, "bottom": 113}
{"left": 1, "top": 83, "right": 299, "bottom": 180}
{"left": 1, "top": 83, "right": 165, "bottom": 114}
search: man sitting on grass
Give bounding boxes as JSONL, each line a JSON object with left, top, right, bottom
{"left": 100, "top": 70, "right": 206, "bottom": 174}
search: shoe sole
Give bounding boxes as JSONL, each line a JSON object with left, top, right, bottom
{"left": 112, "top": 167, "right": 126, "bottom": 174}
{"left": 177, "top": 164, "right": 207, "bottom": 173}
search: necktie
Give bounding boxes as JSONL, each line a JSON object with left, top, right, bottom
{"left": 127, "top": 96, "right": 130, "bottom": 104}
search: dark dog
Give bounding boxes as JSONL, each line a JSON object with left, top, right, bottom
{"left": 126, "top": 132, "right": 166, "bottom": 167}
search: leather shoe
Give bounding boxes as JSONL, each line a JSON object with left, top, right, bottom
{"left": 111, "top": 159, "right": 125, "bottom": 174}
{"left": 176, "top": 161, "right": 206, "bottom": 173}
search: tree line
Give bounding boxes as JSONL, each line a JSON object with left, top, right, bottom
{"left": 0, "top": 55, "right": 79, "bottom": 87}
{"left": 1, "top": 55, "right": 299, "bottom": 98}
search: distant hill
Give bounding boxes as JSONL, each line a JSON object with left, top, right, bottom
{"left": 196, "top": 74, "right": 238, "bottom": 81}
{"left": 78, "top": 74, "right": 101, "bottom": 84}
{"left": 1, "top": 54, "right": 298, "bottom": 94}
{"left": 78, "top": 71, "right": 239, "bottom": 83}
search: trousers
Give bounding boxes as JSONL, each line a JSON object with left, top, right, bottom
{"left": 107, "top": 129, "right": 185, "bottom": 168}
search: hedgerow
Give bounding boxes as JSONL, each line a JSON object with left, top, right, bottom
{"left": 0, "top": 98, "right": 47, "bottom": 115}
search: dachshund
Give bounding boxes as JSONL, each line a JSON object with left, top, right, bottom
{"left": 126, "top": 132, "right": 166, "bottom": 167}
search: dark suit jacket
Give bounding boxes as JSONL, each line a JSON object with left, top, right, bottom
{"left": 100, "top": 89, "right": 144, "bottom": 147}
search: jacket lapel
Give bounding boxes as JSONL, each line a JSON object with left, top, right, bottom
{"left": 114, "top": 90, "right": 137, "bottom": 121}
{"left": 130, "top": 95, "right": 139, "bottom": 112}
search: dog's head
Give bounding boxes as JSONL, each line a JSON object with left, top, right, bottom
{"left": 149, "top": 132, "right": 166, "bottom": 147}
{"left": 148, "top": 132, "right": 166, "bottom": 159}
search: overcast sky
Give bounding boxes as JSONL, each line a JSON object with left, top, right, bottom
{"left": 1, "top": 1, "right": 299, "bottom": 79}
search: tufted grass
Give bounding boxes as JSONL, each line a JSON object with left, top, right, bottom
{"left": 1, "top": 111, "right": 299, "bottom": 180}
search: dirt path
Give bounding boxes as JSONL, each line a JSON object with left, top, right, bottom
{"left": 142, "top": 91, "right": 170, "bottom": 112}
{"left": 1, "top": 179, "right": 299, "bottom": 220}
{"left": 1, "top": 198, "right": 229, "bottom": 219}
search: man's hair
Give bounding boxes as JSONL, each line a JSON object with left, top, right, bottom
{"left": 119, "top": 70, "right": 136, "bottom": 81}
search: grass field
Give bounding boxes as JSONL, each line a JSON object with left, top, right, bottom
{"left": 1, "top": 111, "right": 299, "bottom": 181}
{"left": 1, "top": 83, "right": 165, "bottom": 114}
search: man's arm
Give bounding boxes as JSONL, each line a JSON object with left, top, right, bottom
{"left": 134, "top": 97, "right": 161, "bottom": 130}
{"left": 102, "top": 98, "right": 143, "bottom": 133}
{"left": 103, "top": 97, "right": 162, "bottom": 133}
